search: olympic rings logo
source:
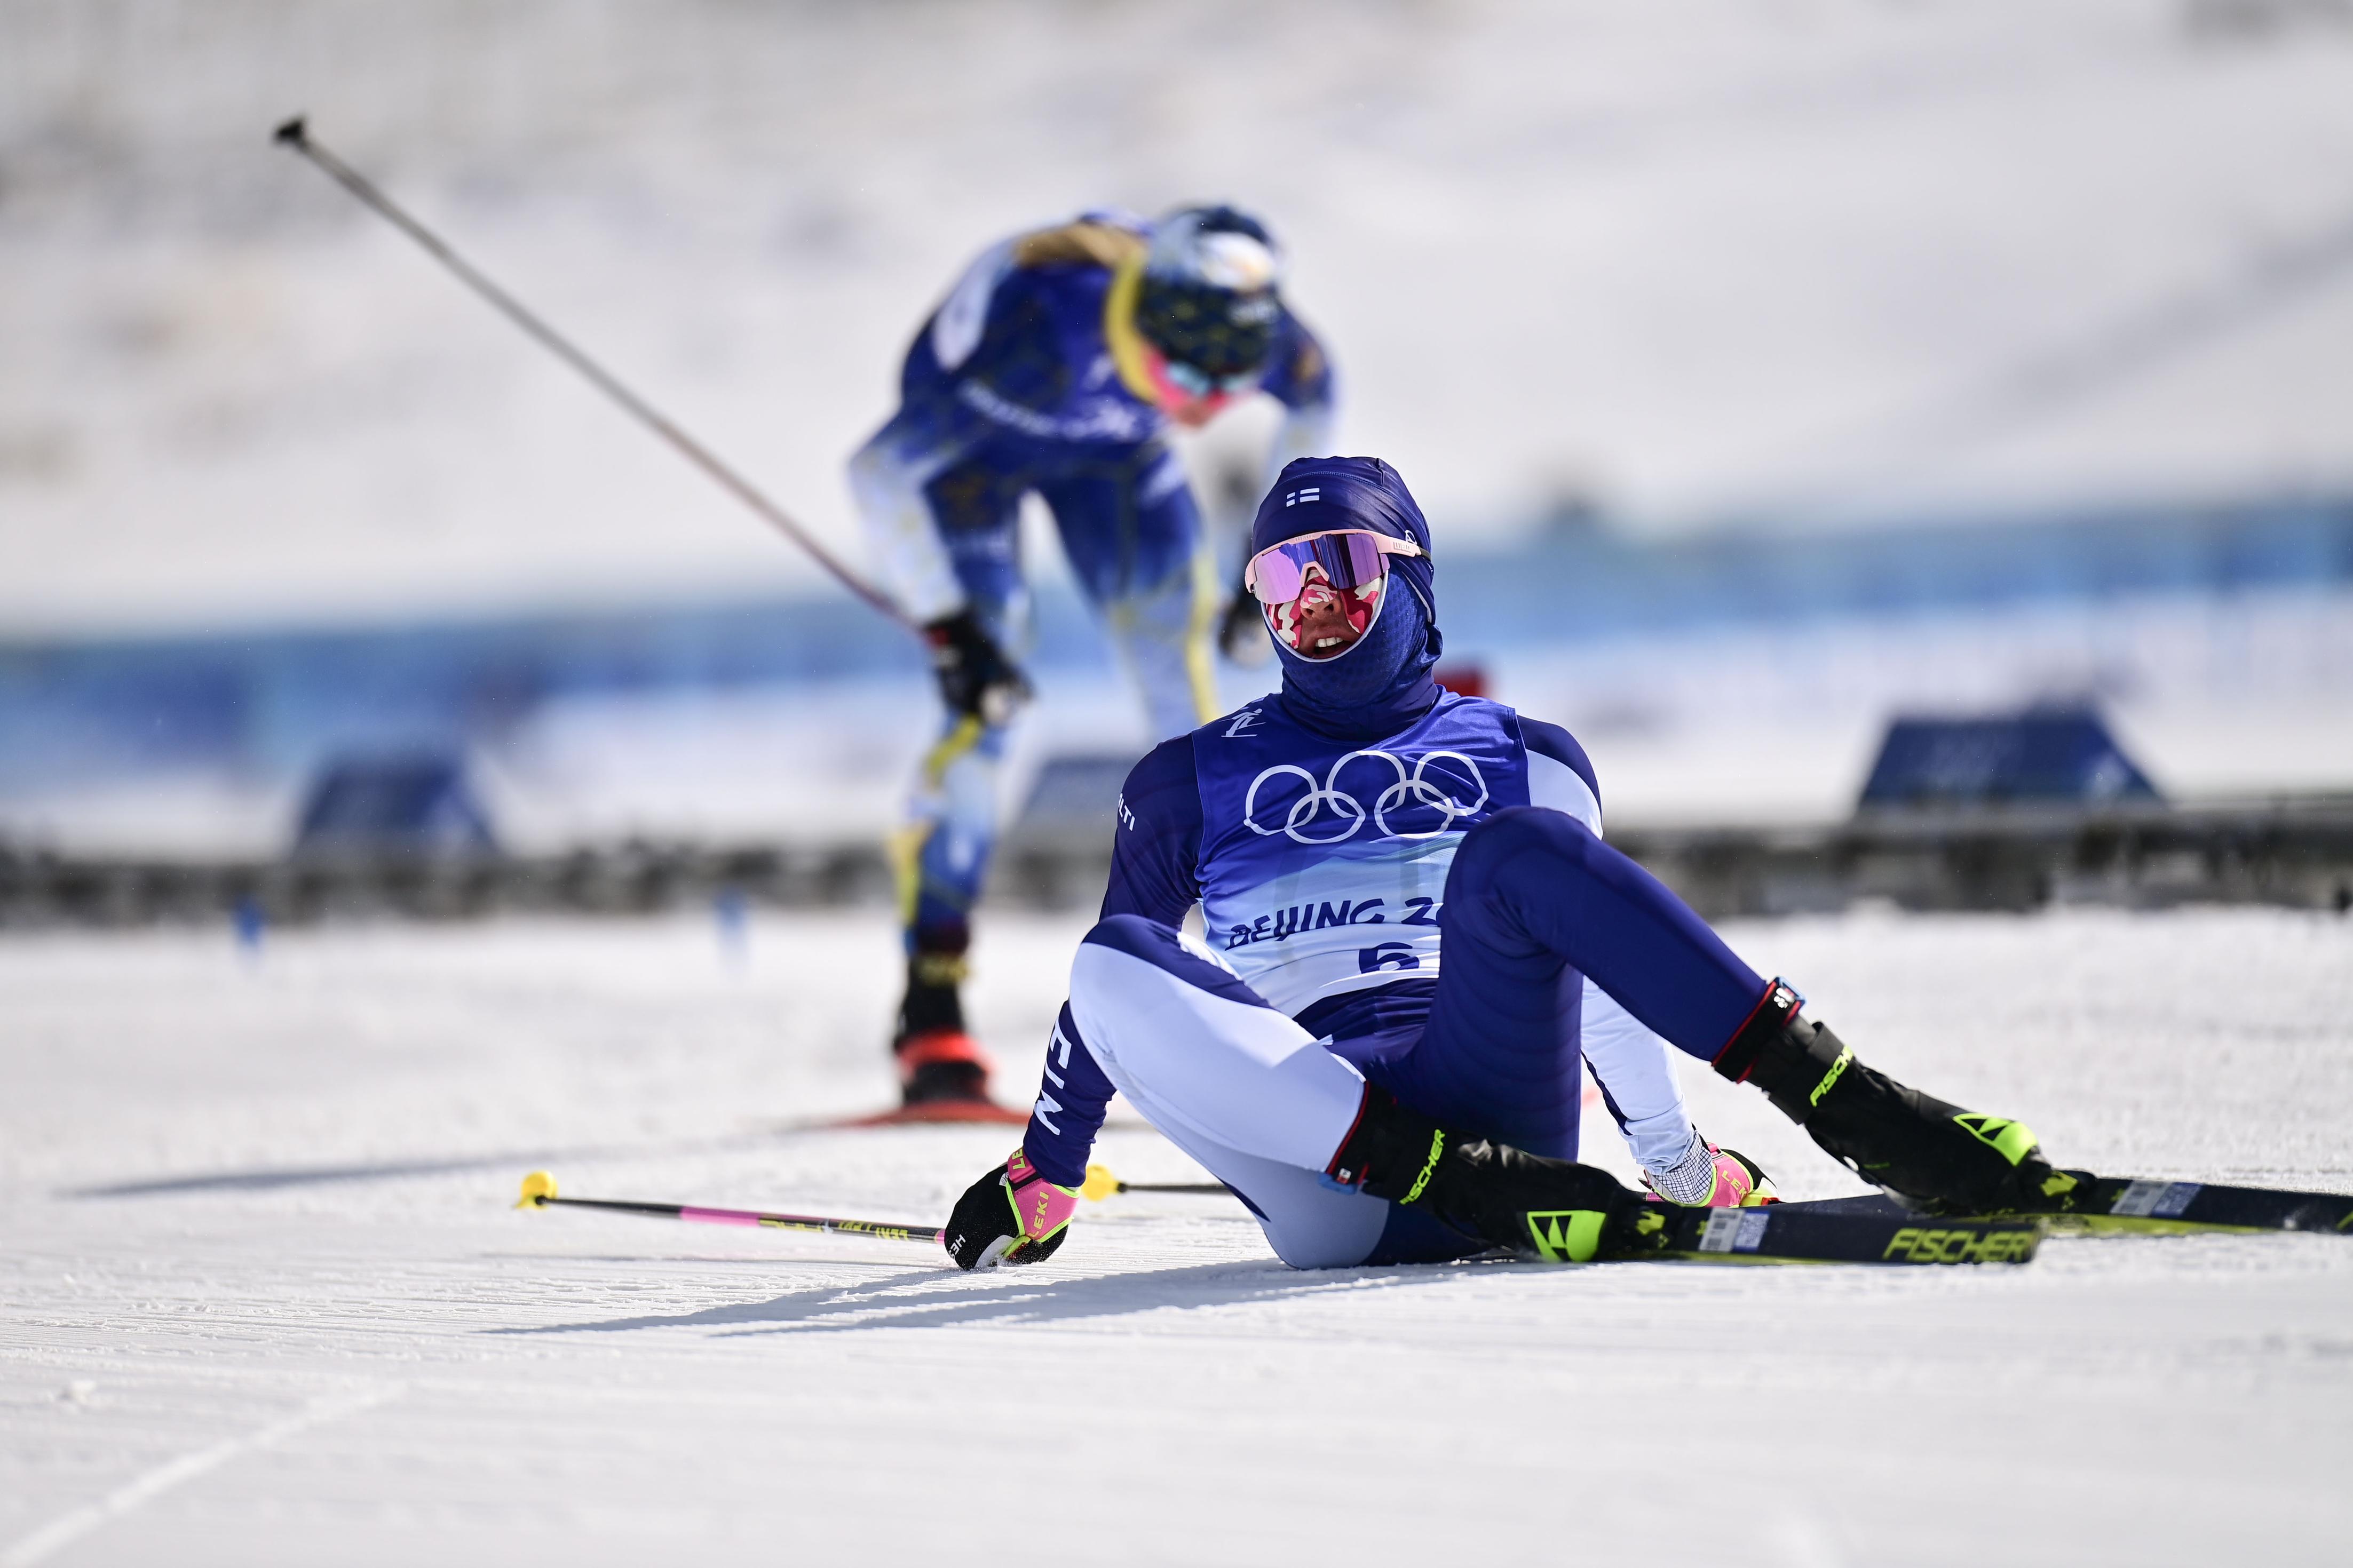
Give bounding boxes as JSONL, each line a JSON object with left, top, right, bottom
{"left": 1243, "top": 750, "right": 1490, "bottom": 843}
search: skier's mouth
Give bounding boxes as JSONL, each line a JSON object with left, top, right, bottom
{"left": 1267, "top": 575, "right": 1383, "bottom": 660}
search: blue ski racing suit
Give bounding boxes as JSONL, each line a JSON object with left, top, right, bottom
{"left": 1013, "top": 456, "right": 1786, "bottom": 1265}
{"left": 851, "top": 211, "right": 1337, "bottom": 1061}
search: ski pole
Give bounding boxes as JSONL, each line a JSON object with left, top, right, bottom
{"left": 271, "top": 116, "right": 914, "bottom": 632}
{"left": 1079, "top": 1164, "right": 1230, "bottom": 1201}
{"left": 515, "top": 1171, "right": 942, "bottom": 1245}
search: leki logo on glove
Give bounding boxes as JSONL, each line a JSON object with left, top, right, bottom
{"left": 1243, "top": 750, "right": 1489, "bottom": 843}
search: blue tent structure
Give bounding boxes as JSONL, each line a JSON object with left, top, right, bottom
{"left": 1857, "top": 707, "right": 2161, "bottom": 811}
{"left": 294, "top": 754, "right": 496, "bottom": 855}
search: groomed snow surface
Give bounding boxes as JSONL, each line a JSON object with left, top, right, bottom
{"left": 4, "top": 906, "right": 2350, "bottom": 1565}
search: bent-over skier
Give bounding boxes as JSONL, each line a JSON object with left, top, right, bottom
{"left": 944, "top": 455, "right": 2091, "bottom": 1269}
{"left": 851, "top": 205, "right": 1337, "bottom": 1113}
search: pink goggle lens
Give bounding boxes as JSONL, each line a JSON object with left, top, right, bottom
{"left": 1247, "top": 531, "right": 1418, "bottom": 605}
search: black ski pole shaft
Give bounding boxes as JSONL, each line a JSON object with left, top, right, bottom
{"left": 515, "top": 1171, "right": 942, "bottom": 1245}
{"left": 1078, "top": 1164, "right": 1231, "bottom": 1201}
{"left": 272, "top": 116, "right": 914, "bottom": 631}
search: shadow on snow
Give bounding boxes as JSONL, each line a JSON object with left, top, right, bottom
{"left": 490, "top": 1256, "right": 1493, "bottom": 1336}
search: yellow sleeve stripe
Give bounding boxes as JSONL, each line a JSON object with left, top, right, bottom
{"left": 1101, "top": 248, "right": 1162, "bottom": 405}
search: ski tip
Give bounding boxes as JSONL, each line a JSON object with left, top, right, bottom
{"left": 1081, "top": 1164, "right": 1122, "bottom": 1203}
{"left": 273, "top": 115, "right": 308, "bottom": 147}
{"left": 516, "top": 1170, "right": 558, "bottom": 1209}
{"left": 828, "top": 1101, "right": 1032, "bottom": 1129}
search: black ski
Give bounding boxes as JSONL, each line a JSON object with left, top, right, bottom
{"left": 1784, "top": 1179, "right": 2353, "bottom": 1236}
{"left": 1596, "top": 1203, "right": 2041, "bottom": 1267}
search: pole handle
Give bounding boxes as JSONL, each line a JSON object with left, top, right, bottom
{"left": 1081, "top": 1164, "right": 1231, "bottom": 1200}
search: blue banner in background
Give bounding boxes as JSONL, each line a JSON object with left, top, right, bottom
{"left": 1, "top": 494, "right": 2348, "bottom": 795}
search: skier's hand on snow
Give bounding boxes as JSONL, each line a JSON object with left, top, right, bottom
{"left": 923, "top": 610, "right": 1031, "bottom": 727}
{"left": 1640, "top": 1135, "right": 1778, "bottom": 1207}
{"left": 944, "top": 1149, "right": 1077, "bottom": 1270}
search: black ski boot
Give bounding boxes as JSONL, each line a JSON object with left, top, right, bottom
{"left": 891, "top": 946, "right": 994, "bottom": 1108}
{"left": 1328, "top": 1089, "right": 1671, "bottom": 1262}
{"left": 1714, "top": 982, "right": 2093, "bottom": 1216}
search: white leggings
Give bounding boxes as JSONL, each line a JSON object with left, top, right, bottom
{"left": 1066, "top": 917, "right": 1474, "bottom": 1268}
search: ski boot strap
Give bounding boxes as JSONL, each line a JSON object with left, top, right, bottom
{"left": 1325, "top": 1086, "right": 1442, "bottom": 1198}
{"left": 1717, "top": 1009, "right": 1855, "bottom": 1126}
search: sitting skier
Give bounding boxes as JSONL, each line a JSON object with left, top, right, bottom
{"left": 944, "top": 456, "right": 2090, "bottom": 1270}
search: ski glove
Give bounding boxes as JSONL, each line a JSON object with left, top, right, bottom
{"left": 944, "top": 1149, "right": 1078, "bottom": 1271}
{"left": 1642, "top": 1134, "right": 1777, "bottom": 1207}
{"left": 923, "top": 610, "right": 1031, "bottom": 726}
{"left": 1216, "top": 577, "right": 1272, "bottom": 664}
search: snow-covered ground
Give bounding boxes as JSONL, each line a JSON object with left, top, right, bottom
{"left": 4, "top": 906, "right": 2350, "bottom": 1565}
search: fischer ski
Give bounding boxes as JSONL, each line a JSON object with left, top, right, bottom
{"left": 1802, "top": 1177, "right": 2353, "bottom": 1236}
{"left": 1076, "top": 1164, "right": 2035, "bottom": 1261}
{"left": 1618, "top": 1201, "right": 2041, "bottom": 1267}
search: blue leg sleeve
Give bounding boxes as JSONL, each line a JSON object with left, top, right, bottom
{"left": 893, "top": 443, "right": 1033, "bottom": 954}
{"left": 899, "top": 713, "right": 1012, "bottom": 951}
{"left": 1037, "top": 442, "right": 1218, "bottom": 739}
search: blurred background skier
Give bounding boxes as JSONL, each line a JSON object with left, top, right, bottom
{"left": 849, "top": 204, "right": 1338, "bottom": 1114}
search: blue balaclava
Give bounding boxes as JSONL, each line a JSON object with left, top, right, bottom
{"left": 1249, "top": 455, "right": 1443, "bottom": 741}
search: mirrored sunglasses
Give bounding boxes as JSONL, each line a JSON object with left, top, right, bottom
{"left": 1246, "top": 529, "right": 1423, "bottom": 606}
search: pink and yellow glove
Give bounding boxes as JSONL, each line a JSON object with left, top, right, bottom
{"left": 1642, "top": 1135, "right": 1778, "bottom": 1207}
{"left": 943, "top": 1149, "right": 1080, "bottom": 1271}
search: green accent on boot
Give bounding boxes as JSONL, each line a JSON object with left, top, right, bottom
{"left": 1953, "top": 1113, "right": 2040, "bottom": 1167}
{"left": 1526, "top": 1209, "right": 1606, "bottom": 1263}
{"left": 2040, "top": 1169, "right": 2079, "bottom": 1200}
{"left": 1808, "top": 1043, "right": 1853, "bottom": 1108}
{"left": 1400, "top": 1130, "right": 1446, "bottom": 1205}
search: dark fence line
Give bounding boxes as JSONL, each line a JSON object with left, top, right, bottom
{"left": 4, "top": 799, "right": 2350, "bottom": 930}
{"left": 1611, "top": 799, "right": 2353, "bottom": 919}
